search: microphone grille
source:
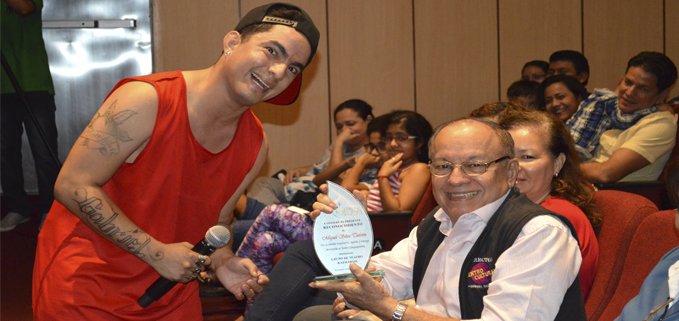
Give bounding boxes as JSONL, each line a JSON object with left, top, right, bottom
{"left": 205, "top": 225, "right": 231, "bottom": 248}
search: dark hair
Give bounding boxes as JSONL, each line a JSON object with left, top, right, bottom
{"left": 333, "top": 99, "right": 374, "bottom": 121}
{"left": 429, "top": 117, "right": 515, "bottom": 161}
{"left": 367, "top": 114, "right": 388, "bottom": 135}
{"left": 239, "top": 9, "right": 304, "bottom": 43}
{"left": 665, "top": 158, "right": 679, "bottom": 207}
{"left": 627, "top": 52, "right": 678, "bottom": 93}
{"left": 507, "top": 80, "right": 540, "bottom": 100}
{"left": 498, "top": 110, "right": 602, "bottom": 228}
{"left": 384, "top": 110, "right": 433, "bottom": 163}
{"left": 468, "top": 102, "right": 529, "bottom": 121}
{"left": 549, "top": 50, "right": 590, "bottom": 86}
{"left": 538, "top": 75, "right": 589, "bottom": 109}
{"left": 522, "top": 60, "right": 549, "bottom": 74}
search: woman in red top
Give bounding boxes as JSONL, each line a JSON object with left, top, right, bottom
{"left": 497, "top": 108, "right": 601, "bottom": 299}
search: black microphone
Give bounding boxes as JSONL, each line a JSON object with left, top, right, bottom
{"left": 138, "top": 225, "right": 231, "bottom": 308}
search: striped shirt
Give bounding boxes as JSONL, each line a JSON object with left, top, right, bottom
{"left": 366, "top": 164, "right": 416, "bottom": 212}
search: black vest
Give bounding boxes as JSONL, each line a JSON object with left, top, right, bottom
{"left": 412, "top": 187, "right": 586, "bottom": 320}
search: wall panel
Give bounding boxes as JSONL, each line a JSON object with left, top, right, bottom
{"left": 153, "top": 0, "right": 239, "bottom": 72}
{"left": 666, "top": 0, "right": 679, "bottom": 100}
{"left": 498, "top": 0, "right": 581, "bottom": 98}
{"left": 327, "top": 0, "right": 415, "bottom": 118}
{"left": 584, "top": 0, "right": 664, "bottom": 90}
{"left": 414, "top": 0, "right": 498, "bottom": 127}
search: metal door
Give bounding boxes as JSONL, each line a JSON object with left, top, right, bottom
{"left": 11, "top": 0, "right": 153, "bottom": 194}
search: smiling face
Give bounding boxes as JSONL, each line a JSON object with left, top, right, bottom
{"left": 615, "top": 66, "right": 667, "bottom": 114}
{"left": 222, "top": 25, "right": 311, "bottom": 106}
{"left": 430, "top": 121, "right": 518, "bottom": 223}
{"left": 335, "top": 109, "right": 371, "bottom": 147}
{"left": 544, "top": 82, "right": 582, "bottom": 122}
{"left": 508, "top": 126, "right": 565, "bottom": 204}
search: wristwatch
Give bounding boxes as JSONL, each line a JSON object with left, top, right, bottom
{"left": 391, "top": 302, "right": 408, "bottom": 321}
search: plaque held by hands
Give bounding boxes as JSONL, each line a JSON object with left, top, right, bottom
{"left": 312, "top": 181, "right": 374, "bottom": 276}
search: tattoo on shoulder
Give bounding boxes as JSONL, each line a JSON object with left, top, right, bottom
{"left": 73, "top": 188, "right": 164, "bottom": 261}
{"left": 80, "top": 99, "right": 138, "bottom": 158}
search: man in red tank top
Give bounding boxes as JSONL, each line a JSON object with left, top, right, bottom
{"left": 32, "top": 3, "right": 319, "bottom": 320}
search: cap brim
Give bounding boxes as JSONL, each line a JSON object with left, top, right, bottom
{"left": 265, "top": 74, "right": 302, "bottom": 105}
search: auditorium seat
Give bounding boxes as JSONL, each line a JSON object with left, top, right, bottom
{"left": 585, "top": 190, "right": 658, "bottom": 321}
{"left": 594, "top": 210, "right": 679, "bottom": 321}
{"left": 411, "top": 181, "right": 437, "bottom": 226}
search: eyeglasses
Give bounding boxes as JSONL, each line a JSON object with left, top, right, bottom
{"left": 384, "top": 135, "right": 418, "bottom": 144}
{"left": 364, "top": 143, "right": 387, "bottom": 153}
{"left": 428, "top": 156, "right": 511, "bottom": 177}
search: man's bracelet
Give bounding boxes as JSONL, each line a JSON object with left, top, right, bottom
{"left": 391, "top": 302, "right": 407, "bottom": 321}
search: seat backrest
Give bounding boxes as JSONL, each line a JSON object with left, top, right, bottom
{"left": 597, "top": 210, "right": 679, "bottom": 321}
{"left": 411, "top": 181, "right": 437, "bottom": 226}
{"left": 596, "top": 181, "right": 672, "bottom": 210}
{"left": 585, "top": 190, "right": 658, "bottom": 320}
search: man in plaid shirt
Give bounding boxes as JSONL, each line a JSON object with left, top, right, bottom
{"left": 567, "top": 88, "right": 657, "bottom": 161}
{"left": 568, "top": 52, "right": 677, "bottom": 183}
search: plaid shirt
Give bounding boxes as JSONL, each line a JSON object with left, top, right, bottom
{"left": 567, "top": 88, "right": 658, "bottom": 161}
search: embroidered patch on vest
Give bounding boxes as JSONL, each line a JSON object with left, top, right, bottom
{"left": 468, "top": 261, "right": 494, "bottom": 285}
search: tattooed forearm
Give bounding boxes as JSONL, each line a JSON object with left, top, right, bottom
{"left": 80, "top": 99, "right": 137, "bottom": 158}
{"left": 73, "top": 188, "right": 163, "bottom": 261}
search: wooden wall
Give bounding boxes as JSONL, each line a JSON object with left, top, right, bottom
{"left": 152, "top": 0, "right": 679, "bottom": 178}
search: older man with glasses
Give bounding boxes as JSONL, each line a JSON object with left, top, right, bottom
{"left": 244, "top": 118, "right": 586, "bottom": 321}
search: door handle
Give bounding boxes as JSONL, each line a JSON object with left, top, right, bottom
{"left": 42, "top": 19, "right": 136, "bottom": 29}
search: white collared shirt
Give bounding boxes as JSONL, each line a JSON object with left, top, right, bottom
{"left": 371, "top": 191, "right": 582, "bottom": 320}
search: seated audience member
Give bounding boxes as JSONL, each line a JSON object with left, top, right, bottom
{"left": 235, "top": 111, "right": 431, "bottom": 276}
{"left": 496, "top": 109, "right": 601, "bottom": 299}
{"left": 538, "top": 74, "right": 589, "bottom": 122}
{"left": 615, "top": 157, "right": 679, "bottom": 320}
{"left": 245, "top": 118, "right": 585, "bottom": 321}
{"left": 247, "top": 99, "right": 374, "bottom": 205}
{"left": 548, "top": 50, "right": 590, "bottom": 89}
{"left": 506, "top": 80, "right": 539, "bottom": 109}
{"left": 568, "top": 52, "right": 678, "bottom": 183}
{"left": 311, "top": 113, "right": 387, "bottom": 188}
{"left": 521, "top": 60, "right": 549, "bottom": 84}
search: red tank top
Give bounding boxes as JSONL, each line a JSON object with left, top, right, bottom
{"left": 33, "top": 71, "right": 263, "bottom": 320}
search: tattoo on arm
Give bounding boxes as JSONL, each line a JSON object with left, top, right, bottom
{"left": 73, "top": 188, "right": 163, "bottom": 261}
{"left": 80, "top": 99, "right": 138, "bottom": 158}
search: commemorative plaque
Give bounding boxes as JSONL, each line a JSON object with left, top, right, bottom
{"left": 312, "top": 181, "right": 374, "bottom": 276}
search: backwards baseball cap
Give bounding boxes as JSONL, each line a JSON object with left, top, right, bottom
{"left": 235, "top": 3, "right": 320, "bottom": 105}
